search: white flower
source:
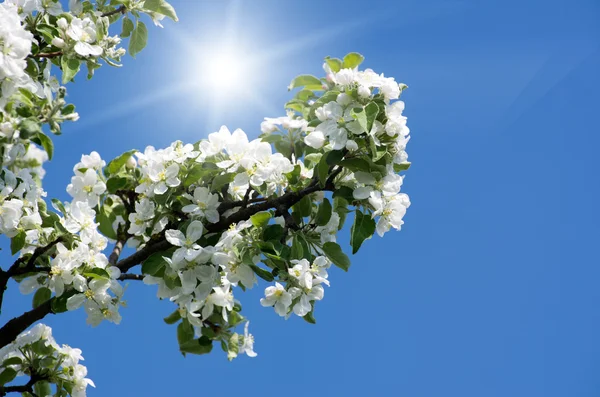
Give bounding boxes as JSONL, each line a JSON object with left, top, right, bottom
{"left": 66, "top": 277, "right": 111, "bottom": 311}
{"left": 66, "top": 17, "right": 103, "bottom": 57}
{"left": 369, "top": 192, "right": 411, "bottom": 236}
{"left": 289, "top": 285, "right": 324, "bottom": 317}
{"left": 304, "top": 130, "right": 326, "bottom": 149}
{"left": 333, "top": 68, "right": 356, "bottom": 87}
{"left": 288, "top": 259, "right": 313, "bottom": 289}
{"left": 182, "top": 187, "right": 220, "bottom": 223}
{"left": 240, "top": 322, "right": 257, "bottom": 357}
{"left": 315, "top": 101, "right": 343, "bottom": 122}
{"left": 380, "top": 76, "right": 400, "bottom": 102}
{"left": 165, "top": 221, "right": 205, "bottom": 267}
{"left": 148, "top": 162, "right": 180, "bottom": 195}
{"left": 67, "top": 168, "right": 106, "bottom": 207}
{"left": 352, "top": 171, "right": 402, "bottom": 200}
{"left": 0, "top": 4, "right": 33, "bottom": 81}
{"left": 260, "top": 282, "right": 292, "bottom": 316}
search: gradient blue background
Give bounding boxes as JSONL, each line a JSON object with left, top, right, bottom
{"left": 2, "top": 0, "right": 600, "bottom": 395}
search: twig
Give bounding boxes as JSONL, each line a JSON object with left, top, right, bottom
{"left": 118, "top": 273, "right": 144, "bottom": 281}
{"left": 100, "top": 5, "right": 127, "bottom": 18}
{"left": 108, "top": 239, "right": 126, "bottom": 265}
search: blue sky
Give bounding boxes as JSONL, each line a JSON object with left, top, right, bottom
{"left": 2, "top": 0, "right": 600, "bottom": 396}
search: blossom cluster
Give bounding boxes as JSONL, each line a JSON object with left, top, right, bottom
{"left": 0, "top": 323, "right": 94, "bottom": 397}
{"left": 20, "top": 151, "right": 124, "bottom": 327}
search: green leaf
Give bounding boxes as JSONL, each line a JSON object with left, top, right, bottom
{"left": 263, "top": 224, "right": 284, "bottom": 242}
{"left": 106, "top": 149, "right": 136, "bottom": 175}
{"left": 212, "top": 173, "right": 234, "bottom": 192}
{"left": 365, "top": 102, "right": 379, "bottom": 132}
{"left": 34, "top": 381, "right": 52, "bottom": 397}
{"left": 10, "top": 231, "right": 26, "bottom": 255}
{"left": 121, "top": 16, "right": 134, "bottom": 37}
{"left": 250, "top": 211, "right": 271, "bottom": 228}
{"left": 179, "top": 337, "right": 213, "bottom": 355}
{"left": 322, "top": 242, "right": 350, "bottom": 271}
{"left": 51, "top": 290, "right": 75, "bottom": 313}
{"left": 325, "top": 57, "right": 343, "bottom": 73}
{"left": 303, "top": 309, "right": 316, "bottom": 324}
{"left": 96, "top": 205, "right": 117, "bottom": 240}
{"left": 290, "top": 235, "right": 304, "bottom": 260}
{"left": 350, "top": 210, "right": 376, "bottom": 254}
{"left": 288, "top": 74, "right": 322, "bottom": 91}
{"left": 61, "top": 57, "right": 81, "bottom": 84}
{"left": 249, "top": 264, "right": 274, "bottom": 282}
{"left": 317, "top": 153, "right": 330, "bottom": 187}
{"left": 314, "top": 198, "right": 332, "bottom": 226}
{"left": 332, "top": 186, "right": 354, "bottom": 202}
{"left": 0, "top": 368, "right": 17, "bottom": 385}
{"left": 2, "top": 357, "right": 22, "bottom": 367}
{"left": 339, "top": 157, "right": 370, "bottom": 173}
{"left": 141, "top": 252, "right": 166, "bottom": 276}
{"left": 129, "top": 20, "right": 148, "bottom": 58}
{"left": 343, "top": 52, "right": 365, "bottom": 69}
{"left": 82, "top": 268, "right": 110, "bottom": 280}
{"left": 163, "top": 309, "right": 181, "bottom": 325}
{"left": 32, "top": 287, "right": 52, "bottom": 309}
{"left": 177, "top": 319, "right": 194, "bottom": 346}
{"left": 36, "top": 132, "right": 54, "bottom": 160}
{"left": 143, "top": 0, "right": 179, "bottom": 21}
{"left": 17, "top": 118, "right": 42, "bottom": 139}
{"left": 325, "top": 150, "right": 344, "bottom": 166}
{"left": 351, "top": 107, "right": 368, "bottom": 133}
{"left": 106, "top": 176, "right": 128, "bottom": 194}
{"left": 294, "top": 195, "right": 312, "bottom": 218}
{"left": 394, "top": 162, "right": 411, "bottom": 172}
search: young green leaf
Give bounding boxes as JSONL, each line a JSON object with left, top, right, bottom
{"left": 350, "top": 210, "right": 376, "bottom": 254}
{"left": 143, "top": 0, "right": 179, "bottom": 21}
{"left": 314, "top": 198, "right": 332, "bottom": 226}
{"left": 288, "top": 74, "right": 322, "bottom": 91}
{"left": 61, "top": 57, "right": 81, "bottom": 84}
{"left": 121, "top": 16, "right": 134, "bottom": 37}
{"left": 129, "top": 20, "right": 148, "bottom": 58}
{"left": 32, "top": 287, "right": 52, "bottom": 309}
{"left": 322, "top": 241, "right": 351, "bottom": 271}
{"left": 343, "top": 52, "right": 365, "bottom": 69}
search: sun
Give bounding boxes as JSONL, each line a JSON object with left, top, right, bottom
{"left": 199, "top": 48, "right": 248, "bottom": 95}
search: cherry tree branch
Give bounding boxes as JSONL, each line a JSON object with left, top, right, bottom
{"left": 0, "top": 299, "right": 54, "bottom": 349}
{"left": 0, "top": 238, "right": 62, "bottom": 314}
{"left": 118, "top": 273, "right": 144, "bottom": 281}
{"left": 117, "top": 171, "right": 337, "bottom": 273}
{"left": 108, "top": 239, "right": 126, "bottom": 265}
{"left": 100, "top": 5, "right": 127, "bottom": 17}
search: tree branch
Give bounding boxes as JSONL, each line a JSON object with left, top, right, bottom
{"left": 100, "top": 5, "right": 126, "bottom": 18}
{"left": 0, "top": 238, "right": 62, "bottom": 314}
{"left": 0, "top": 299, "right": 54, "bottom": 350}
{"left": 108, "top": 239, "right": 126, "bottom": 265}
{"left": 29, "top": 50, "right": 63, "bottom": 59}
{"left": 0, "top": 372, "right": 47, "bottom": 396}
{"left": 117, "top": 173, "right": 336, "bottom": 273}
{"left": 118, "top": 273, "right": 144, "bottom": 281}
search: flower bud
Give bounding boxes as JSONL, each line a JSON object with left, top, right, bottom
{"left": 126, "top": 156, "right": 137, "bottom": 169}
{"left": 51, "top": 37, "right": 65, "bottom": 48}
{"left": 358, "top": 85, "right": 371, "bottom": 98}
{"left": 57, "top": 18, "right": 68, "bottom": 30}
